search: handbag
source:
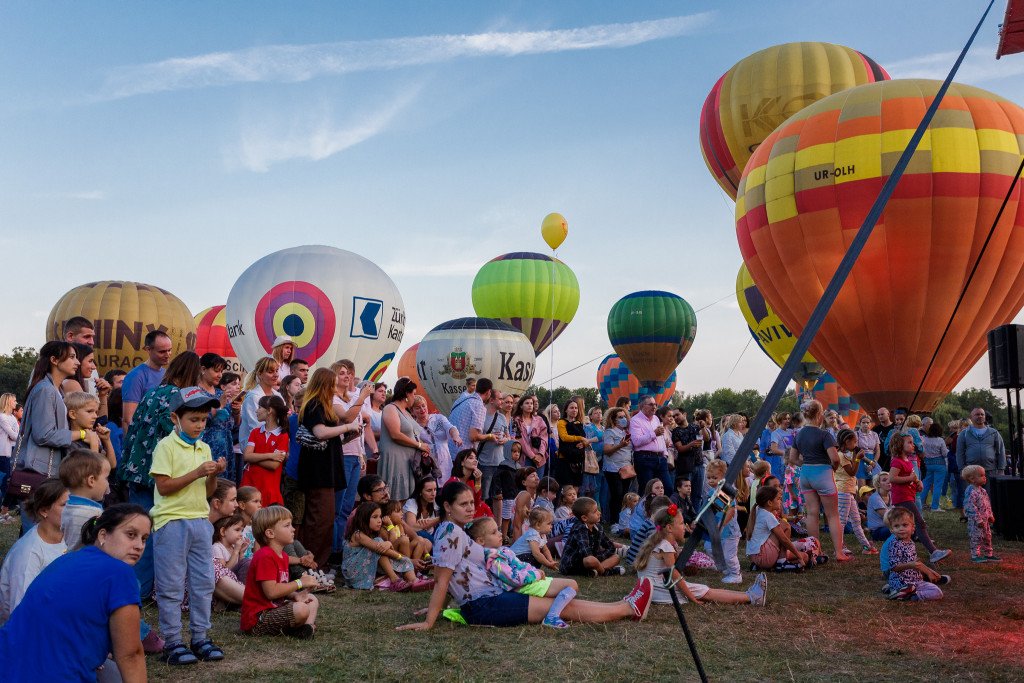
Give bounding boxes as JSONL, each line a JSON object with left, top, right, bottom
{"left": 8, "top": 430, "right": 55, "bottom": 501}
{"left": 412, "top": 449, "right": 441, "bottom": 481}
{"left": 295, "top": 424, "right": 327, "bottom": 451}
{"left": 584, "top": 448, "right": 600, "bottom": 475}
{"left": 618, "top": 462, "right": 637, "bottom": 480}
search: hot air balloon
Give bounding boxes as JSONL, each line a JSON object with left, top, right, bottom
{"left": 471, "top": 252, "right": 580, "bottom": 356}
{"left": 796, "top": 372, "right": 863, "bottom": 427}
{"left": 737, "top": 79, "right": 1024, "bottom": 412}
{"left": 541, "top": 213, "right": 568, "bottom": 251}
{"left": 226, "top": 245, "right": 405, "bottom": 380}
{"left": 396, "top": 342, "right": 439, "bottom": 413}
{"left": 416, "top": 318, "right": 536, "bottom": 415}
{"left": 194, "top": 305, "right": 246, "bottom": 374}
{"left": 736, "top": 264, "right": 823, "bottom": 391}
{"left": 596, "top": 354, "right": 677, "bottom": 409}
{"left": 607, "top": 291, "right": 696, "bottom": 387}
{"left": 700, "top": 42, "right": 889, "bottom": 200}
{"left": 45, "top": 281, "right": 196, "bottom": 375}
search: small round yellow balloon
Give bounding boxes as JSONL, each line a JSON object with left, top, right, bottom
{"left": 541, "top": 213, "right": 568, "bottom": 251}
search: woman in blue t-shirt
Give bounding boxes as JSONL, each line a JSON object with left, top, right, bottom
{"left": 0, "top": 504, "right": 151, "bottom": 682}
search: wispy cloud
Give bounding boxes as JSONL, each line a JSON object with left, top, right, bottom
{"left": 100, "top": 14, "right": 714, "bottom": 99}
{"left": 233, "top": 84, "right": 422, "bottom": 171}
{"left": 885, "top": 46, "right": 1024, "bottom": 83}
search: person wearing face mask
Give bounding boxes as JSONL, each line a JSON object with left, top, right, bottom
{"left": 602, "top": 408, "right": 635, "bottom": 525}
{"left": 956, "top": 407, "right": 1006, "bottom": 495}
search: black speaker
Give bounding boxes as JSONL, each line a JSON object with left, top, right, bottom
{"left": 988, "top": 324, "right": 1024, "bottom": 390}
{"left": 991, "top": 475, "right": 1024, "bottom": 541}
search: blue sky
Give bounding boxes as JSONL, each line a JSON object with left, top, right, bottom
{"left": 3, "top": 1, "right": 1023, "bottom": 396}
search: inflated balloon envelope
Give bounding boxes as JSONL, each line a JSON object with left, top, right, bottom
{"left": 194, "top": 305, "right": 246, "bottom": 375}
{"left": 607, "top": 290, "right": 696, "bottom": 387}
{"left": 737, "top": 79, "right": 1024, "bottom": 412}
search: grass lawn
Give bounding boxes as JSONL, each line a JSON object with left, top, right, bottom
{"left": 3, "top": 508, "right": 1023, "bottom": 682}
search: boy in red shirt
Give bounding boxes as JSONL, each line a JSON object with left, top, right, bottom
{"left": 241, "top": 506, "right": 321, "bottom": 638}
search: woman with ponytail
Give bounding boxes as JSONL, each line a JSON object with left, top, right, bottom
{"left": 0, "top": 503, "right": 151, "bottom": 681}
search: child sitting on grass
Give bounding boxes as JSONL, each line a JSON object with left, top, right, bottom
{"left": 612, "top": 492, "right": 639, "bottom": 537}
{"left": 466, "top": 516, "right": 580, "bottom": 629}
{"left": 534, "top": 476, "right": 559, "bottom": 514}
{"left": 343, "top": 502, "right": 431, "bottom": 592}
{"left": 962, "top": 465, "right": 1000, "bottom": 562}
{"left": 237, "top": 486, "right": 262, "bottom": 564}
{"left": 636, "top": 504, "right": 767, "bottom": 606}
{"left": 208, "top": 478, "right": 238, "bottom": 525}
{"left": 669, "top": 478, "right": 697, "bottom": 528}
{"left": 554, "top": 484, "right": 577, "bottom": 522}
{"left": 509, "top": 507, "right": 559, "bottom": 571}
{"left": 241, "top": 506, "right": 320, "bottom": 638}
{"left": 58, "top": 449, "right": 109, "bottom": 551}
{"left": 745, "top": 486, "right": 820, "bottom": 571}
{"left": 558, "top": 497, "right": 624, "bottom": 577}
{"left": 212, "top": 514, "right": 248, "bottom": 606}
{"left": 883, "top": 506, "right": 950, "bottom": 601}
{"left": 511, "top": 467, "right": 539, "bottom": 541}
{"left": 626, "top": 495, "right": 672, "bottom": 567}
{"left": 382, "top": 499, "right": 431, "bottom": 566}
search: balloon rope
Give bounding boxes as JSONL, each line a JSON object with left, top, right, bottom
{"left": 550, "top": 250, "right": 556, "bottom": 411}
{"left": 909, "top": 154, "right": 1024, "bottom": 411}
{"left": 671, "top": 0, "right": 994, "bottom": 582}
{"left": 727, "top": 337, "right": 753, "bottom": 379}
{"left": 531, "top": 291, "right": 737, "bottom": 387}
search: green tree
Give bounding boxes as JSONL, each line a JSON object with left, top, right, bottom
{"left": 0, "top": 347, "right": 36, "bottom": 402}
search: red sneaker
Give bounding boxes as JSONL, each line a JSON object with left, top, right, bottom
{"left": 623, "top": 577, "right": 653, "bottom": 621}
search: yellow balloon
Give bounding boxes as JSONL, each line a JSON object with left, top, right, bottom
{"left": 541, "top": 213, "right": 568, "bottom": 251}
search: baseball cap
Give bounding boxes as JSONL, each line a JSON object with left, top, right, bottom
{"left": 272, "top": 336, "right": 294, "bottom": 348}
{"left": 858, "top": 485, "right": 875, "bottom": 497}
{"left": 170, "top": 386, "right": 220, "bottom": 412}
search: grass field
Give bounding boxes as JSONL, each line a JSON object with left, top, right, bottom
{"left": 3, "top": 509, "right": 1023, "bottom": 682}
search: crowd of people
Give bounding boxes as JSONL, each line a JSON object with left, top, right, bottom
{"left": 0, "top": 315, "right": 1011, "bottom": 680}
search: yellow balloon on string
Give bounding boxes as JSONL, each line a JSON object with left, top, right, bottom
{"left": 541, "top": 213, "right": 568, "bottom": 250}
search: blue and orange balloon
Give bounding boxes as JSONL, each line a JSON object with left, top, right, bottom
{"left": 597, "top": 354, "right": 677, "bottom": 409}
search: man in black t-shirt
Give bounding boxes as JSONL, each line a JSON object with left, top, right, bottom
{"left": 872, "top": 407, "right": 896, "bottom": 470}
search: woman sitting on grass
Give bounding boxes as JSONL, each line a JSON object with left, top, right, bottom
{"left": 397, "top": 481, "right": 655, "bottom": 630}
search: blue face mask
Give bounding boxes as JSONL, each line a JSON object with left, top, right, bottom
{"left": 617, "top": 417, "right": 628, "bottom": 428}
{"left": 176, "top": 426, "right": 200, "bottom": 445}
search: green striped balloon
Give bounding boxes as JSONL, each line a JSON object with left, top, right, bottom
{"left": 607, "top": 290, "right": 697, "bottom": 383}
{"left": 471, "top": 252, "right": 580, "bottom": 355}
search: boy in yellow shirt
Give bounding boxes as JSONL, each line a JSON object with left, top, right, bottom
{"left": 151, "top": 387, "right": 227, "bottom": 666}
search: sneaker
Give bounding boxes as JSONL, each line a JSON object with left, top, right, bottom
{"left": 888, "top": 585, "right": 916, "bottom": 601}
{"left": 141, "top": 630, "right": 165, "bottom": 655}
{"left": 623, "top": 577, "right": 653, "bottom": 621}
{"left": 721, "top": 574, "right": 743, "bottom": 584}
{"left": 971, "top": 555, "right": 989, "bottom": 563}
{"left": 881, "top": 584, "right": 894, "bottom": 596}
{"left": 604, "top": 566, "right": 626, "bottom": 576}
{"left": 929, "top": 549, "right": 952, "bottom": 564}
{"left": 746, "top": 573, "right": 768, "bottom": 607}
{"left": 543, "top": 615, "right": 570, "bottom": 629}
{"left": 934, "top": 575, "right": 952, "bottom": 586}
{"left": 862, "top": 546, "right": 879, "bottom": 555}
{"left": 985, "top": 555, "right": 1003, "bottom": 562}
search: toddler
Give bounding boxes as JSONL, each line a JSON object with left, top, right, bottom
{"left": 534, "top": 477, "right": 559, "bottom": 514}
{"left": 58, "top": 449, "right": 109, "bottom": 551}
{"left": 65, "top": 392, "right": 115, "bottom": 470}
{"left": 781, "top": 451, "right": 804, "bottom": 515}
{"left": 212, "top": 514, "right": 248, "bottom": 605}
{"left": 495, "top": 442, "right": 523, "bottom": 540}
{"left": 558, "top": 497, "right": 623, "bottom": 577}
{"left": 612, "top": 492, "right": 640, "bottom": 537}
{"left": 343, "top": 502, "right": 432, "bottom": 592}
{"left": 237, "top": 486, "right": 263, "bottom": 564}
{"left": 509, "top": 507, "right": 559, "bottom": 571}
{"left": 240, "top": 506, "right": 320, "bottom": 638}
{"left": 636, "top": 504, "right": 767, "bottom": 606}
{"left": 883, "top": 506, "right": 950, "bottom": 601}
{"left": 466, "top": 516, "right": 580, "bottom": 629}
{"left": 381, "top": 499, "right": 431, "bottom": 563}
{"left": 962, "top": 465, "right": 999, "bottom": 562}
{"left": 703, "top": 460, "right": 742, "bottom": 583}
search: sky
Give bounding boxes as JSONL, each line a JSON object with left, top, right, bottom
{"left": 3, "top": 0, "right": 1024, "bottom": 397}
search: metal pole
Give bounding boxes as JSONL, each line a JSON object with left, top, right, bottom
{"left": 663, "top": 569, "right": 709, "bottom": 683}
{"left": 1006, "top": 388, "right": 1015, "bottom": 475}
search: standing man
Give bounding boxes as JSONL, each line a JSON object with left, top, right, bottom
{"left": 872, "top": 407, "right": 896, "bottom": 470}
{"left": 62, "top": 317, "right": 111, "bottom": 398}
{"left": 121, "top": 330, "right": 173, "bottom": 429}
{"left": 448, "top": 378, "right": 497, "bottom": 458}
{"left": 767, "top": 412, "right": 794, "bottom": 482}
{"left": 629, "top": 397, "right": 670, "bottom": 492}
{"left": 476, "top": 389, "right": 508, "bottom": 515}
{"left": 290, "top": 358, "right": 310, "bottom": 386}
{"left": 957, "top": 407, "right": 1006, "bottom": 494}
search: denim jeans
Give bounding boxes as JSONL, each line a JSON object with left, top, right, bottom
{"left": 688, "top": 463, "right": 705, "bottom": 506}
{"left": 581, "top": 472, "right": 609, "bottom": 519}
{"left": 634, "top": 452, "right": 671, "bottom": 493}
{"left": 153, "top": 517, "right": 215, "bottom": 645}
{"left": 764, "top": 454, "right": 785, "bottom": 483}
{"left": 333, "top": 455, "right": 363, "bottom": 553}
{"left": 127, "top": 485, "right": 156, "bottom": 599}
{"left": 919, "top": 457, "right": 947, "bottom": 510}
{"left": 894, "top": 501, "right": 937, "bottom": 553}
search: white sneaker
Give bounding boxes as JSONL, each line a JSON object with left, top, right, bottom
{"left": 929, "top": 549, "right": 952, "bottom": 564}
{"left": 722, "top": 574, "right": 743, "bottom": 584}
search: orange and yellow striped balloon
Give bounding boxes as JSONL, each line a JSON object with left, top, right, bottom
{"left": 737, "top": 79, "right": 1024, "bottom": 412}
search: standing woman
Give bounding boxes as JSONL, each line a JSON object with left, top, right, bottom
{"left": 512, "top": 395, "right": 548, "bottom": 472}
{"left": 62, "top": 344, "right": 111, "bottom": 418}
{"left": 238, "top": 357, "right": 282, "bottom": 448}
{"left": 0, "top": 393, "right": 19, "bottom": 506}
{"left": 298, "top": 368, "right": 360, "bottom": 567}
{"left": 414, "top": 397, "right": 461, "bottom": 484}
{"left": 14, "top": 342, "right": 91, "bottom": 489}
{"left": 542, "top": 403, "right": 560, "bottom": 478}
{"left": 583, "top": 406, "right": 607, "bottom": 517}
{"left": 197, "top": 353, "right": 238, "bottom": 481}
{"left": 0, "top": 504, "right": 150, "bottom": 682}
{"left": 365, "top": 382, "right": 387, "bottom": 450}
{"left": 792, "top": 400, "right": 849, "bottom": 562}
{"left": 280, "top": 375, "right": 303, "bottom": 414}
{"left": 721, "top": 414, "right": 745, "bottom": 465}
{"left": 555, "top": 397, "right": 588, "bottom": 489}
{"left": 603, "top": 407, "right": 635, "bottom": 525}
{"left": 378, "top": 377, "right": 426, "bottom": 502}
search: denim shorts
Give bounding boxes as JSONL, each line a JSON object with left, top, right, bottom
{"left": 460, "top": 590, "right": 530, "bottom": 627}
{"left": 800, "top": 464, "right": 837, "bottom": 496}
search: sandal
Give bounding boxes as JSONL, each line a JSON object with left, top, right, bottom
{"left": 190, "top": 639, "right": 225, "bottom": 662}
{"left": 161, "top": 644, "right": 198, "bottom": 666}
